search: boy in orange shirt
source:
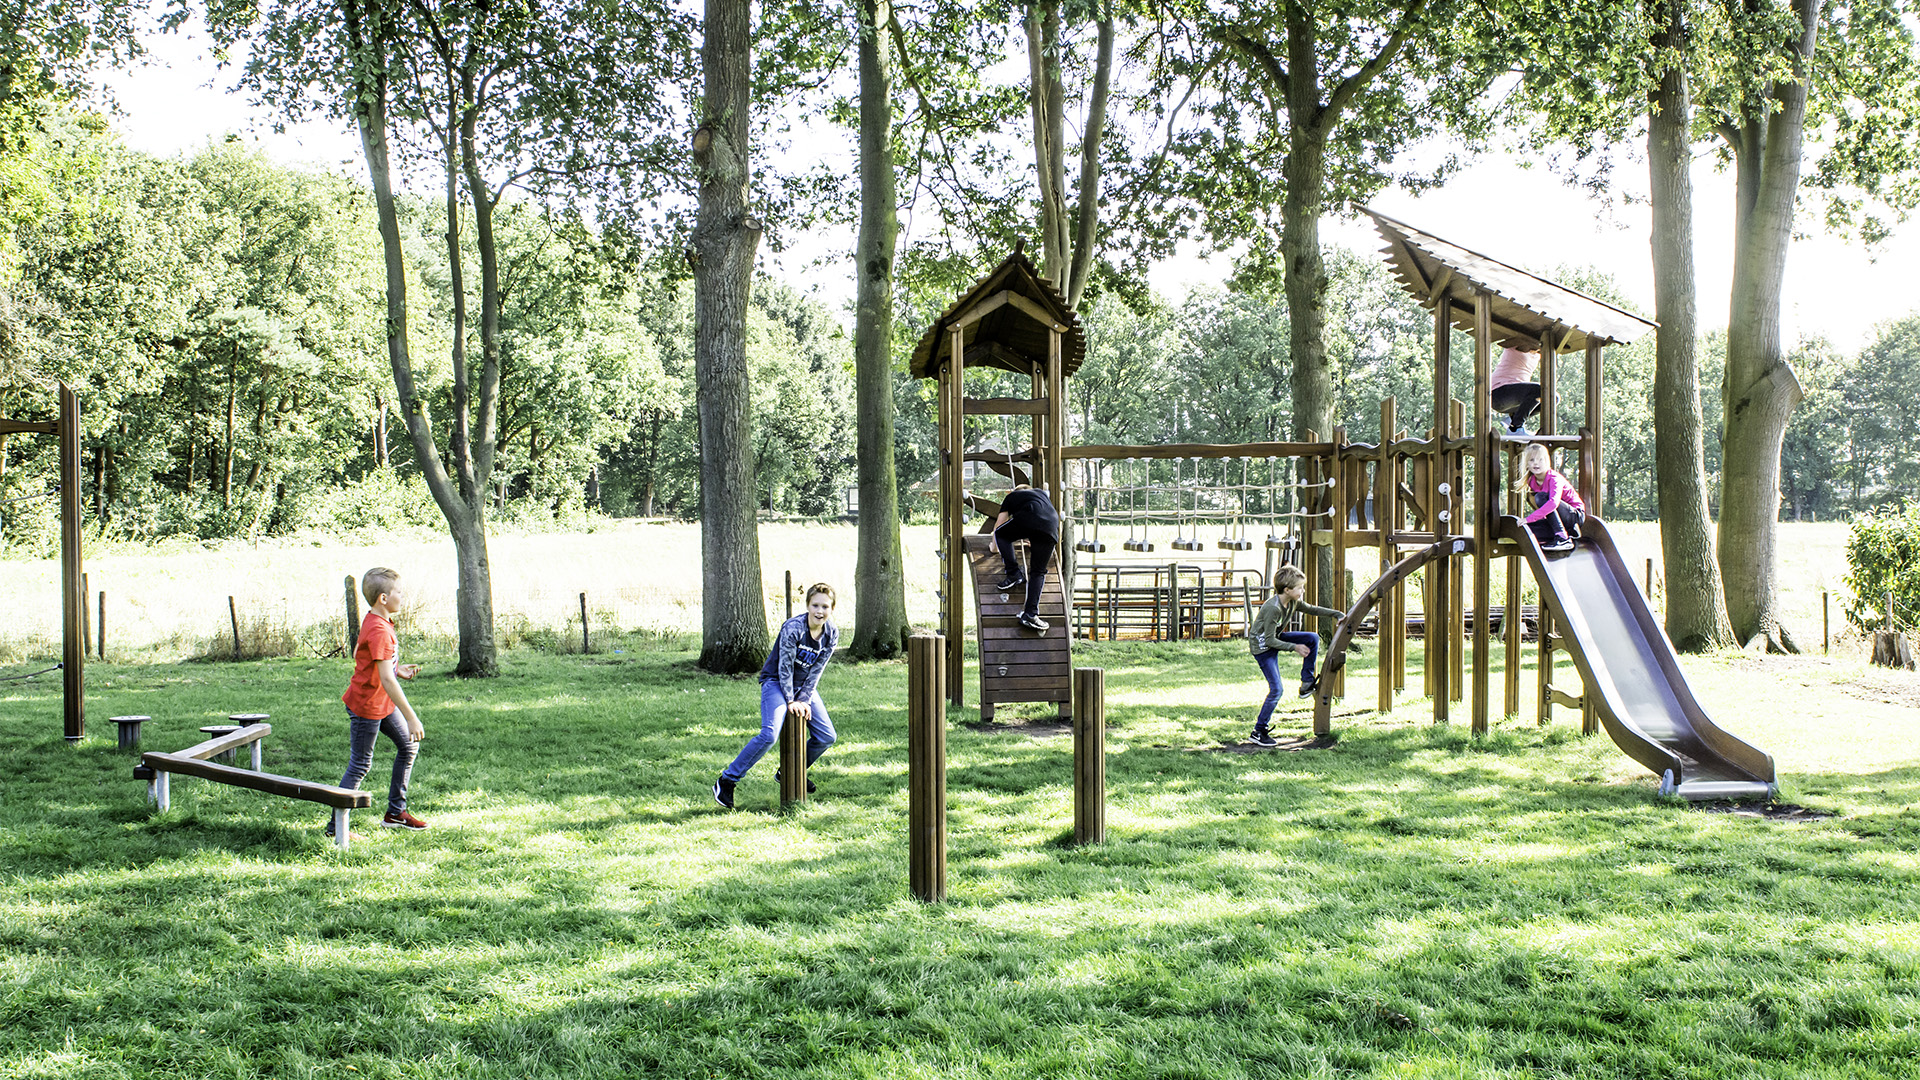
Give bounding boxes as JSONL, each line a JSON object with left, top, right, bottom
{"left": 332, "top": 567, "right": 428, "bottom": 836}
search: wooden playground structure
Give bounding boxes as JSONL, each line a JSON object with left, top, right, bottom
{"left": 914, "top": 211, "right": 1774, "bottom": 787}
{"left": 0, "top": 382, "right": 86, "bottom": 741}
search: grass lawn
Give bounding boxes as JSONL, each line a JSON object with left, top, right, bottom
{"left": 6, "top": 633, "right": 1920, "bottom": 1078}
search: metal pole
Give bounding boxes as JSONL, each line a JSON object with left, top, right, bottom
{"left": 1073, "top": 667, "right": 1106, "bottom": 845}
{"left": 908, "top": 633, "right": 947, "bottom": 901}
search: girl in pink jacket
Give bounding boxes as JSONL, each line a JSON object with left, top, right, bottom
{"left": 1515, "top": 443, "right": 1585, "bottom": 552}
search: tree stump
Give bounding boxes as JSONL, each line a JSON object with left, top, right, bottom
{"left": 1871, "top": 630, "right": 1915, "bottom": 671}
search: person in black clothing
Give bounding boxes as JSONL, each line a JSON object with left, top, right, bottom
{"left": 992, "top": 484, "right": 1059, "bottom": 632}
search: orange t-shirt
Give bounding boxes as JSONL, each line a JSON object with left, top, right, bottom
{"left": 342, "top": 611, "right": 398, "bottom": 718}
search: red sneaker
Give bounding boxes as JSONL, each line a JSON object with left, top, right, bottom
{"left": 381, "top": 810, "right": 429, "bottom": 830}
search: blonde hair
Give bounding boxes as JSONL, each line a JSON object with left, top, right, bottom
{"left": 362, "top": 567, "right": 401, "bottom": 607}
{"left": 1274, "top": 565, "right": 1305, "bottom": 593}
{"left": 1512, "top": 443, "right": 1556, "bottom": 495}
{"left": 805, "top": 582, "right": 837, "bottom": 607}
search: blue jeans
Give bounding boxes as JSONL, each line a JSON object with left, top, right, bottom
{"left": 1253, "top": 632, "right": 1320, "bottom": 730}
{"left": 721, "top": 681, "right": 837, "bottom": 782}
{"left": 339, "top": 708, "right": 417, "bottom": 815}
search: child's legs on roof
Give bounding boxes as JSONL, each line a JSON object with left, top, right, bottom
{"left": 721, "top": 681, "right": 788, "bottom": 782}
{"left": 1253, "top": 648, "right": 1284, "bottom": 729}
{"left": 1275, "top": 630, "right": 1319, "bottom": 681}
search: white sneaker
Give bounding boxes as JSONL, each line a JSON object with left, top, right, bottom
{"left": 1542, "top": 538, "right": 1574, "bottom": 553}
{"left": 1017, "top": 613, "right": 1049, "bottom": 632}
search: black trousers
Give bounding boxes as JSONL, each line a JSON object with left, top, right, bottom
{"left": 993, "top": 522, "right": 1057, "bottom": 619}
{"left": 1492, "top": 382, "right": 1541, "bottom": 430}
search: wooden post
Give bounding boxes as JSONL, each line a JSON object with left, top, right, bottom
{"left": 97, "top": 590, "right": 106, "bottom": 662}
{"left": 60, "top": 382, "right": 83, "bottom": 741}
{"left": 1503, "top": 446, "right": 1521, "bottom": 719}
{"left": 1823, "top": 591, "right": 1830, "bottom": 654}
{"left": 81, "top": 571, "right": 91, "bottom": 657}
{"left": 1450, "top": 399, "right": 1467, "bottom": 707}
{"left": 1584, "top": 339, "right": 1604, "bottom": 515}
{"left": 229, "top": 596, "right": 242, "bottom": 659}
{"left": 580, "top": 591, "right": 590, "bottom": 653}
{"left": 1645, "top": 558, "right": 1654, "bottom": 604}
{"left": 1431, "top": 294, "right": 1451, "bottom": 725}
{"left": 786, "top": 570, "right": 793, "bottom": 619}
{"left": 908, "top": 633, "right": 947, "bottom": 902}
{"left": 1471, "top": 292, "right": 1493, "bottom": 735}
{"left": 944, "top": 325, "right": 967, "bottom": 705}
{"left": 344, "top": 575, "right": 361, "bottom": 654}
{"left": 778, "top": 694, "right": 808, "bottom": 807}
{"left": 1073, "top": 667, "right": 1105, "bottom": 846}
{"left": 1378, "top": 399, "right": 1397, "bottom": 715}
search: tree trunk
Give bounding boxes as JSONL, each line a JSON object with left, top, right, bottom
{"left": 1647, "top": 0, "right": 1733, "bottom": 652}
{"left": 223, "top": 342, "right": 237, "bottom": 512}
{"left": 1718, "top": 0, "right": 1817, "bottom": 652}
{"left": 346, "top": 0, "right": 496, "bottom": 675}
{"left": 1025, "top": 0, "right": 1069, "bottom": 280}
{"left": 693, "top": 0, "right": 769, "bottom": 674}
{"left": 849, "top": 0, "right": 910, "bottom": 660}
{"left": 374, "top": 391, "right": 389, "bottom": 467}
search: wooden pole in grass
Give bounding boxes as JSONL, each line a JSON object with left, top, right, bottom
{"left": 344, "top": 576, "right": 361, "bottom": 654}
{"left": 580, "top": 592, "right": 590, "bottom": 653}
{"left": 97, "top": 590, "right": 105, "bottom": 661}
{"left": 1073, "top": 667, "right": 1106, "bottom": 845}
{"left": 228, "top": 596, "right": 241, "bottom": 658}
{"left": 777, "top": 696, "right": 808, "bottom": 807}
{"left": 81, "top": 572, "right": 91, "bottom": 657}
{"left": 908, "top": 633, "right": 947, "bottom": 901}
{"left": 1823, "top": 591, "right": 1830, "bottom": 654}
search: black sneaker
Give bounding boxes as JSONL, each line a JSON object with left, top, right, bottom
{"left": 712, "top": 776, "right": 736, "bottom": 810}
{"left": 995, "top": 576, "right": 1027, "bottom": 592}
{"left": 1249, "top": 729, "right": 1278, "bottom": 747}
{"left": 1299, "top": 675, "right": 1318, "bottom": 698}
{"left": 1542, "top": 537, "right": 1574, "bottom": 553}
{"left": 1017, "top": 612, "right": 1049, "bottom": 632}
{"left": 774, "top": 769, "right": 817, "bottom": 794}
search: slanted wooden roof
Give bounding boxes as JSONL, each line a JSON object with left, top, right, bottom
{"left": 910, "top": 246, "right": 1086, "bottom": 380}
{"left": 1361, "top": 206, "right": 1656, "bottom": 352}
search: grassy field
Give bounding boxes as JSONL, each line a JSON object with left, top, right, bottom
{"left": 5, "top": 630, "right": 1920, "bottom": 1078}
{"left": 0, "top": 520, "right": 1867, "bottom": 663}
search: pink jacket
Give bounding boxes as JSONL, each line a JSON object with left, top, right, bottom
{"left": 1492, "top": 348, "right": 1538, "bottom": 389}
{"left": 1524, "top": 469, "right": 1585, "bottom": 523}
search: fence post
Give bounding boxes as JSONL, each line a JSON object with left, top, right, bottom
{"left": 228, "top": 596, "right": 241, "bottom": 659}
{"left": 908, "top": 633, "right": 947, "bottom": 902}
{"left": 1073, "top": 667, "right": 1106, "bottom": 846}
{"left": 345, "top": 575, "right": 360, "bottom": 654}
{"left": 1823, "top": 591, "right": 1830, "bottom": 655}
{"left": 786, "top": 570, "right": 794, "bottom": 620}
{"left": 81, "top": 572, "right": 91, "bottom": 656}
{"left": 1645, "top": 558, "right": 1654, "bottom": 603}
{"left": 580, "top": 591, "right": 590, "bottom": 653}
{"left": 97, "top": 590, "right": 106, "bottom": 661}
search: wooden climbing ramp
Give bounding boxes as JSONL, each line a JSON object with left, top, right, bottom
{"left": 963, "top": 533, "right": 1071, "bottom": 721}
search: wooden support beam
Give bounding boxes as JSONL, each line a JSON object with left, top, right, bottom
{"left": 1063, "top": 441, "right": 1337, "bottom": 460}
{"left": 0, "top": 419, "right": 59, "bottom": 436}
{"left": 962, "top": 396, "right": 1049, "bottom": 416}
{"left": 1472, "top": 293, "right": 1494, "bottom": 736}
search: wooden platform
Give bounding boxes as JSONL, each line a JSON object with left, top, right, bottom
{"left": 964, "top": 534, "right": 1071, "bottom": 721}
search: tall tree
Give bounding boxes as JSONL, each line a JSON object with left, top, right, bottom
{"left": 849, "top": 0, "right": 910, "bottom": 658}
{"left": 1712, "top": 0, "right": 1817, "bottom": 651}
{"left": 1647, "top": 0, "right": 1735, "bottom": 650}
{"left": 691, "top": 0, "right": 768, "bottom": 673}
{"left": 1025, "top": 0, "right": 1114, "bottom": 308}
{"left": 200, "top": 0, "right": 690, "bottom": 673}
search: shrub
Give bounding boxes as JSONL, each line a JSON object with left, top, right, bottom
{"left": 1843, "top": 506, "right": 1920, "bottom": 632}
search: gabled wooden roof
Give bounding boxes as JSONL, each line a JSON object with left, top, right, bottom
{"left": 1361, "top": 206, "right": 1657, "bottom": 352}
{"left": 909, "top": 246, "right": 1086, "bottom": 380}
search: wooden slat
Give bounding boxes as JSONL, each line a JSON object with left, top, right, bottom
{"left": 1063, "top": 441, "right": 1336, "bottom": 461}
{"left": 984, "top": 686, "right": 1073, "bottom": 703}
{"left": 141, "top": 753, "right": 373, "bottom": 809}
{"left": 981, "top": 675, "right": 1075, "bottom": 691}
{"left": 980, "top": 663, "right": 1073, "bottom": 678}
{"left": 963, "top": 396, "right": 1049, "bottom": 416}
{"left": 174, "top": 723, "right": 273, "bottom": 761}
{"left": 0, "top": 419, "right": 58, "bottom": 436}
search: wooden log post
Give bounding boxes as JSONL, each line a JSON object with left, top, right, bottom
{"left": 228, "top": 596, "right": 242, "bottom": 659}
{"left": 60, "top": 382, "right": 83, "bottom": 741}
{"left": 97, "top": 589, "right": 106, "bottom": 662}
{"left": 908, "top": 633, "right": 947, "bottom": 902}
{"left": 778, "top": 693, "right": 809, "bottom": 807}
{"left": 81, "top": 571, "right": 91, "bottom": 657}
{"left": 345, "top": 575, "right": 361, "bottom": 654}
{"left": 580, "top": 591, "right": 590, "bottom": 654}
{"left": 1823, "top": 591, "right": 1830, "bottom": 654}
{"left": 1073, "top": 667, "right": 1106, "bottom": 846}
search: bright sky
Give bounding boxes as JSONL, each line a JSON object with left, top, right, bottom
{"left": 98, "top": 14, "right": 1920, "bottom": 354}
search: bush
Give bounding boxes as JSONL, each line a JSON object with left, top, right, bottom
{"left": 1843, "top": 506, "right": 1920, "bottom": 632}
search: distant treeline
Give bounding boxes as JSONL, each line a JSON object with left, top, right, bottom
{"left": 2, "top": 112, "right": 1913, "bottom": 553}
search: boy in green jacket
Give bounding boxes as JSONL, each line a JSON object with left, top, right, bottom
{"left": 1245, "top": 564, "right": 1341, "bottom": 746}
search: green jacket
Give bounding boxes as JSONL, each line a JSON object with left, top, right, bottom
{"left": 1247, "top": 593, "right": 1341, "bottom": 655}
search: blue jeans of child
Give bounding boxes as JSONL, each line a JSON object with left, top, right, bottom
{"left": 340, "top": 708, "right": 417, "bottom": 815}
{"left": 1253, "top": 632, "right": 1321, "bottom": 730}
{"left": 721, "top": 681, "right": 837, "bottom": 783}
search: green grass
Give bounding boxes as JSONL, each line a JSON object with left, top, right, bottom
{"left": 5, "top": 638, "right": 1920, "bottom": 1078}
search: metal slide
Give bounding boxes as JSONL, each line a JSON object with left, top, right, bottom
{"left": 1500, "top": 515, "right": 1776, "bottom": 801}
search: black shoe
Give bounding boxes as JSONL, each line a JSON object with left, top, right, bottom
{"left": 774, "top": 769, "right": 817, "bottom": 794}
{"left": 712, "top": 776, "right": 736, "bottom": 810}
{"left": 995, "top": 576, "right": 1027, "bottom": 592}
{"left": 1017, "top": 612, "right": 1049, "bottom": 632}
{"left": 1299, "top": 676, "right": 1318, "bottom": 698}
{"left": 1249, "top": 729, "right": 1278, "bottom": 747}
{"left": 1541, "top": 537, "right": 1574, "bottom": 553}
